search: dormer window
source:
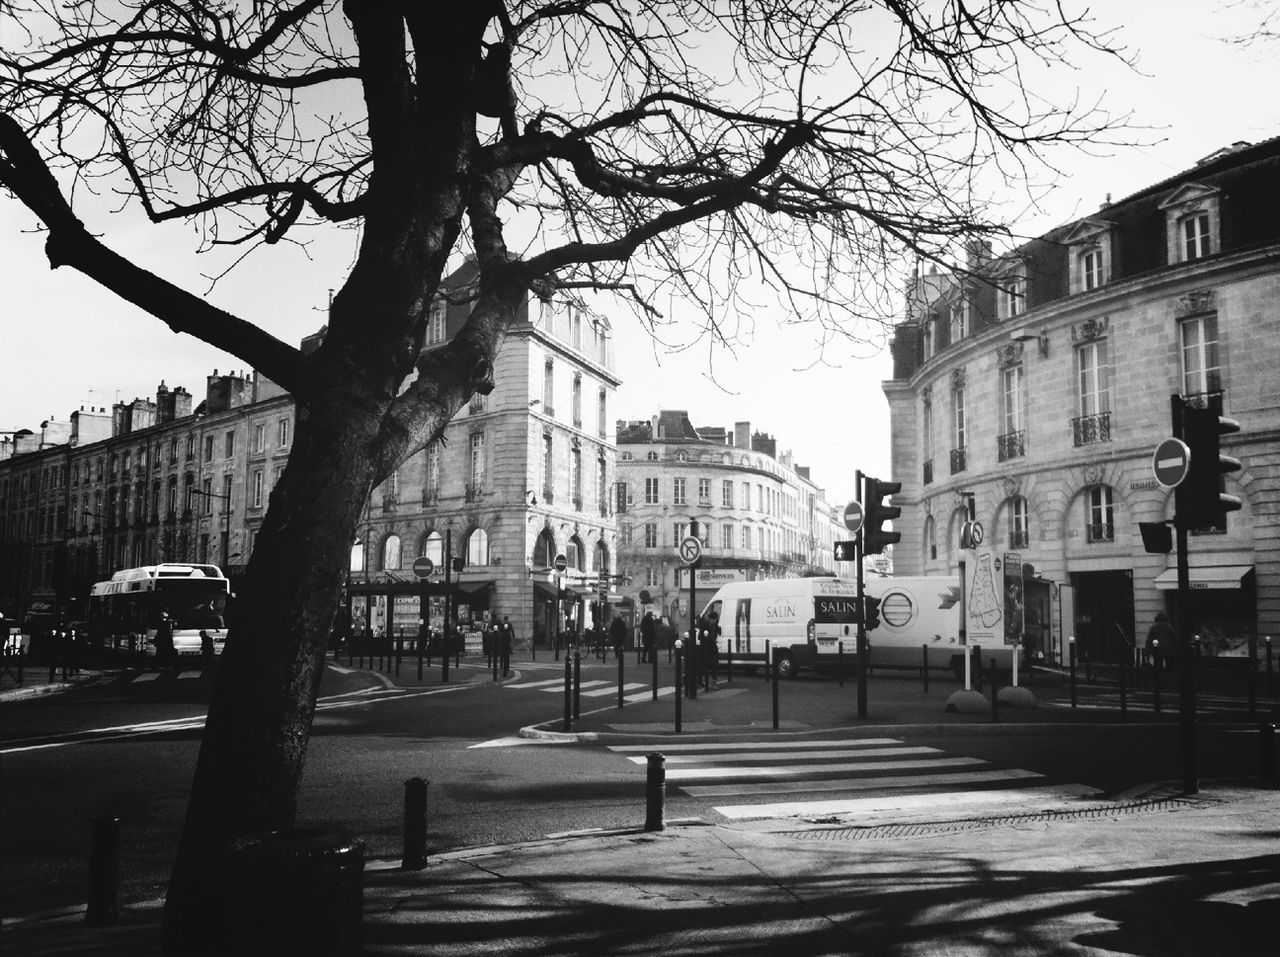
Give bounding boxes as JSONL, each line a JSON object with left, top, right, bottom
{"left": 1065, "top": 218, "right": 1114, "bottom": 294}
{"left": 998, "top": 273, "right": 1025, "bottom": 320}
{"left": 1160, "top": 182, "right": 1220, "bottom": 265}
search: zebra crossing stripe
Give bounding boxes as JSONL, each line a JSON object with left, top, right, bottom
{"left": 713, "top": 783, "right": 1099, "bottom": 820}
{"left": 609, "top": 738, "right": 903, "bottom": 754}
{"left": 133, "top": 673, "right": 159, "bottom": 682}
{"left": 683, "top": 766, "right": 1037, "bottom": 799}
{"left": 541, "top": 679, "right": 609, "bottom": 692}
{"left": 178, "top": 671, "right": 202, "bottom": 680}
{"left": 628, "top": 746, "right": 942, "bottom": 765}
{"left": 663, "top": 756, "right": 983, "bottom": 782}
{"left": 501, "top": 678, "right": 563, "bottom": 689}
{"left": 625, "top": 687, "right": 676, "bottom": 702}
{"left": 580, "top": 682, "right": 648, "bottom": 698}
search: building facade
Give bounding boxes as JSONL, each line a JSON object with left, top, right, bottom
{"left": 1, "top": 264, "right": 621, "bottom": 647}
{"left": 614, "top": 411, "right": 845, "bottom": 627}
{"left": 883, "top": 137, "right": 1280, "bottom": 664}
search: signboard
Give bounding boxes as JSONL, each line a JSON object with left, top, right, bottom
{"left": 1152, "top": 437, "right": 1191, "bottom": 488}
{"left": 843, "top": 500, "right": 864, "bottom": 533}
{"left": 1003, "top": 551, "right": 1023, "bottom": 648}
{"left": 677, "top": 536, "right": 703, "bottom": 565}
{"left": 963, "top": 548, "right": 1003, "bottom": 648}
{"left": 815, "top": 595, "right": 860, "bottom": 624}
{"left": 679, "top": 567, "right": 747, "bottom": 590}
{"left": 411, "top": 556, "right": 435, "bottom": 580}
{"left": 554, "top": 554, "right": 567, "bottom": 572}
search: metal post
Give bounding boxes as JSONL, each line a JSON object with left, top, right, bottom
{"left": 1172, "top": 394, "right": 1198, "bottom": 794}
{"left": 688, "top": 518, "right": 698, "bottom": 699}
{"left": 1153, "top": 643, "right": 1162, "bottom": 713}
{"left": 1118, "top": 647, "right": 1128, "bottom": 722}
{"left": 1261, "top": 724, "right": 1277, "bottom": 783}
{"left": 725, "top": 639, "right": 732, "bottom": 684}
{"left": 86, "top": 815, "right": 119, "bottom": 926}
{"left": 573, "top": 649, "right": 581, "bottom": 719}
{"left": 651, "top": 641, "right": 658, "bottom": 701}
{"left": 763, "top": 640, "right": 770, "bottom": 682}
{"left": 402, "top": 777, "right": 428, "bottom": 871}
{"left": 855, "top": 471, "right": 868, "bottom": 720}
{"left": 442, "top": 529, "right": 452, "bottom": 684}
{"left": 1248, "top": 637, "right": 1257, "bottom": 719}
{"left": 837, "top": 640, "right": 844, "bottom": 687}
{"left": 645, "top": 753, "right": 666, "bottom": 831}
{"left": 395, "top": 634, "right": 402, "bottom": 677}
{"left": 1084, "top": 650, "right": 1091, "bottom": 685}
{"left": 563, "top": 652, "right": 572, "bottom": 732}
{"left": 973, "top": 644, "right": 983, "bottom": 692}
{"left": 771, "top": 645, "right": 780, "bottom": 731}
{"left": 674, "top": 642, "right": 683, "bottom": 734}
{"left": 492, "top": 644, "right": 499, "bottom": 681}
{"left": 1068, "top": 638, "right": 1076, "bottom": 708}
{"left": 1267, "top": 636, "right": 1274, "bottom": 697}
{"left": 990, "top": 656, "right": 999, "bottom": 723}
{"left": 922, "top": 644, "right": 929, "bottom": 693}
{"left": 617, "top": 647, "right": 625, "bottom": 709}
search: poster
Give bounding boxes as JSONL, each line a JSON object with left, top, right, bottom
{"left": 1003, "top": 552, "right": 1024, "bottom": 648}
{"left": 964, "top": 548, "right": 1003, "bottom": 650}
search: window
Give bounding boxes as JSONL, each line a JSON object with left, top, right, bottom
{"left": 620, "top": 524, "right": 633, "bottom": 547}
{"left": 222, "top": 475, "right": 232, "bottom": 514}
{"left": 673, "top": 522, "right": 687, "bottom": 544}
{"left": 186, "top": 435, "right": 195, "bottom": 461}
{"left": 643, "top": 523, "right": 658, "bottom": 548}
{"left": 948, "top": 301, "right": 966, "bottom": 343}
{"left": 350, "top": 540, "right": 365, "bottom": 573}
{"left": 922, "top": 393, "right": 934, "bottom": 483}
{"left": 998, "top": 274, "right": 1025, "bottom": 320}
{"left": 1183, "top": 213, "right": 1211, "bottom": 261}
{"left": 542, "top": 360, "right": 554, "bottom": 415}
{"left": 924, "top": 515, "right": 937, "bottom": 562}
{"left": 1180, "top": 314, "right": 1221, "bottom": 396}
{"left": 202, "top": 477, "right": 213, "bottom": 514}
{"left": 741, "top": 481, "right": 750, "bottom": 510}
{"left": 999, "top": 365, "right": 1025, "bottom": 460}
{"left": 921, "top": 319, "right": 933, "bottom": 360}
{"left": 572, "top": 308, "right": 583, "bottom": 350}
{"left": 469, "top": 432, "right": 485, "bottom": 487}
{"left": 571, "top": 374, "right": 582, "bottom": 427}
{"left": 645, "top": 566, "right": 661, "bottom": 588}
{"left": 252, "top": 469, "right": 264, "bottom": 507}
{"left": 644, "top": 477, "right": 659, "bottom": 504}
{"left": 673, "top": 477, "right": 687, "bottom": 506}
{"left": 254, "top": 424, "right": 266, "bottom": 453}
{"left": 382, "top": 534, "right": 402, "bottom": 570}
{"left": 742, "top": 525, "right": 753, "bottom": 550}
{"left": 422, "top": 531, "right": 443, "bottom": 566}
{"left": 951, "top": 380, "right": 967, "bottom": 474}
{"left": 571, "top": 444, "right": 582, "bottom": 506}
{"left": 1086, "top": 486, "right": 1114, "bottom": 543}
{"left": 722, "top": 480, "right": 734, "bottom": 507}
{"left": 698, "top": 478, "right": 711, "bottom": 504}
{"left": 597, "top": 456, "right": 607, "bottom": 513}
{"left": 466, "top": 528, "right": 489, "bottom": 566}
{"left": 425, "top": 442, "right": 440, "bottom": 500}
{"left": 122, "top": 450, "right": 131, "bottom": 474}
{"left": 169, "top": 439, "right": 178, "bottom": 465}
{"left": 1008, "top": 496, "right": 1029, "bottom": 548}
{"left": 225, "top": 431, "right": 235, "bottom": 458}
{"left": 203, "top": 436, "right": 214, "bottom": 462}
{"left": 721, "top": 523, "right": 733, "bottom": 550}
{"left": 1080, "top": 249, "right": 1103, "bottom": 291}
{"left": 427, "top": 300, "right": 446, "bottom": 344}
{"left": 278, "top": 418, "right": 290, "bottom": 447}
{"left": 597, "top": 389, "right": 607, "bottom": 436}
{"left": 1074, "top": 339, "right": 1111, "bottom": 445}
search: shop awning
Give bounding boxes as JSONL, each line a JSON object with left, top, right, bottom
{"left": 1153, "top": 564, "right": 1253, "bottom": 591}
{"left": 455, "top": 580, "right": 495, "bottom": 600}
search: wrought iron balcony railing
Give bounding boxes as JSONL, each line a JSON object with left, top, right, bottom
{"left": 997, "top": 430, "right": 1025, "bottom": 461}
{"left": 1072, "top": 412, "right": 1111, "bottom": 446}
{"left": 1086, "top": 522, "right": 1114, "bottom": 543}
{"left": 949, "top": 447, "right": 967, "bottom": 475}
{"left": 922, "top": 459, "right": 933, "bottom": 485}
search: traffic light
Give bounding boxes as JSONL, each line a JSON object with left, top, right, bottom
{"left": 1180, "top": 401, "right": 1241, "bottom": 530}
{"left": 862, "top": 476, "right": 902, "bottom": 555}
{"left": 833, "top": 540, "right": 858, "bottom": 562}
{"left": 863, "top": 594, "right": 881, "bottom": 631}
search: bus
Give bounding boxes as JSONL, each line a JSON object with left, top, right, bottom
{"left": 88, "top": 563, "right": 230, "bottom": 658}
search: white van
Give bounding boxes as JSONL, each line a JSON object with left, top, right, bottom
{"left": 699, "top": 577, "right": 861, "bottom": 678}
{"left": 862, "top": 576, "right": 965, "bottom": 677}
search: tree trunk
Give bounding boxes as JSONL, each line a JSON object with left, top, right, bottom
{"left": 162, "top": 396, "right": 382, "bottom": 955}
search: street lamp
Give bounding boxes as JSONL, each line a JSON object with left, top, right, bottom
{"left": 188, "top": 486, "right": 231, "bottom": 568}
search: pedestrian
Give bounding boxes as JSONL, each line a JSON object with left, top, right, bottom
{"left": 1146, "top": 611, "right": 1176, "bottom": 670}
{"left": 499, "top": 616, "right": 516, "bottom": 676}
{"left": 199, "top": 629, "right": 214, "bottom": 662}
{"left": 609, "top": 614, "right": 627, "bottom": 661}
{"left": 155, "top": 610, "right": 176, "bottom": 663}
{"left": 699, "top": 611, "right": 720, "bottom": 689}
{"left": 639, "top": 611, "right": 656, "bottom": 663}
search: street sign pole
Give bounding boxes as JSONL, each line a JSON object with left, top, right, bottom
{"left": 688, "top": 519, "right": 698, "bottom": 699}
{"left": 1171, "top": 396, "right": 1198, "bottom": 793}
{"left": 855, "top": 470, "right": 868, "bottom": 719}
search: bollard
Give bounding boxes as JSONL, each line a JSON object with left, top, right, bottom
{"left": 1267, "top": 637, "right": 1274, "bottom": 697}
{"left": 921, "top": 644, "right": 929, "bottom": 693}
{"left": 989, "top": 657, "right": 999, "bottom": 723}
{"left": 402, "top": 778, "right": 428, "bottom": 871}
{"left": 725, "top": 641, "right": 732, "bottom": 684}
{"left": 764, "top": 640, "right": 770, "bottom": 682}
{"left": 563, "top": 653, "right": 572, "bottom": 732}
{"left": 837, "top": 641, "right": 844, "bottom": 687}
{"left": 1084, "top": 650, "right": 1091, "bottom": 684}
{"left": 652, "top": 643, "right": 659, "bottom": 701}
{"left": 347, "top": 643, "right": 353, "bottom": 668}
{"left": 771, "top": 646, "right": 780, "bottom": 731}
{"left": 645, "top": 753, "right": 666, "bottom": 831}
{"left": 573, "top": 650, "right": 581, "bottom": 720}
{"left": 395, "top": 637, "right": 403, "bottom": 677}
{"left": 492, "top": 648, "right": 499, "bottom": 682}
{"left": 501, "top": 645, "right": 510, "bottom": 678}
{"left": 1153, "top": 643, "right": 1162, "bottom": 714}
{"left": 1068, "top": 638, "right": 1077, "bottom": 708}
{"left": 86, "top": 815, "right": 119, "bottom": 926}
{"left": 442, "top": 635, "right": 450, "bottom": 684}
{"left": 972, "top": 645, "right": 982, "bottom": 692}
{"left": 417, "top": 643, "right": 423, "bottom": 681}
{"left": 618, "top": 649, "right": 625, "bottom": 709}
{"left": 455, "top": 646, "right": 461, "bottom": 670}
{"left": 1261, "top": 724, "right": 1277, "bottom": 783}
{"left": 674, "top": 642, "right": 683, "bottom": 734}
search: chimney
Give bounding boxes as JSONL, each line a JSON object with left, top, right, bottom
{"left": 71, "top": 406, "right": 112, "bottom": 446}
{"left": 734, "top": 421, "right": 750, "bottom": 450}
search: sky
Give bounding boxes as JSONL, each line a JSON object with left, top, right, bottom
{"left": 2, "top": 2, "right": 1278, "bottom": 510}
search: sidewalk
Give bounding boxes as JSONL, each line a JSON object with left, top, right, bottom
{"left": 6, "top": 782, "right": 1277, "bottom": 955}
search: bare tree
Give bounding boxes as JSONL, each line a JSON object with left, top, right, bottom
{"left": 0, "top": 1, "right": 1127, "bottom": 950}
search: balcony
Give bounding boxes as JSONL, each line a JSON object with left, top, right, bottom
{"left": 997, "top": 430, "right": 1025, "bottom": 462}
{"left": 949, "top": 447, "right": 967, "bottom": 475}
{"left": 922, "top": 459, "right": 933, "bottom": 485}
{"left": 572, "top": 495, "right": 584, "bottom": 511}
{"left": 599, "top": 503, "right": 610, "bottom": 519}
{"left": 1086, "top": 522, "right": 1114, "bottom": 543}
{"left": 1009, "top": 530, "right": 1030, "bottom": 549}
{"left": 464, "top": 481, "right": 483, "bottom": 503}
{"left": 422, "top": 487, "right": 439, "bottom": 506}
{"left": 1180, "top": 388, "right": 1224, "bottom": 412}
{"left": 1072, "top": 411, "right": 1111, "bottom": 446}
{"left": 541, "top": 486, "right": 554, "bottom": 505}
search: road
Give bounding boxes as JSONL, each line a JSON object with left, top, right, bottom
{"left": 2, "top": 652, "right": 1274, "bottom": 920}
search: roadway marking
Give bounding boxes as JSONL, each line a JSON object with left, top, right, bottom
{"left": 132, "top": 673, "right": 159, "bottom": 682}
{"left": 626, "top": 746, "right": 943, "bottom": 765}
{"left": 580, "top": 682, "right": 648, "bottom": 698}
{"left": 685, "top": 766, "right": 1034, "bottom": 798}
{"left": 610, "top": 738, "right": 904, "bottom": 753}
{"left": 713, "top": 784, "right": 1098, "bottom": 820}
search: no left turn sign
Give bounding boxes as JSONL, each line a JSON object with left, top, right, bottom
{"left": 678, "top": 536, "right": 703, "bottom": 565}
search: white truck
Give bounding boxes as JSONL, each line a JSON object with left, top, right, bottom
{"left": 699, "top": 575, "right": 969, "bottom": 679}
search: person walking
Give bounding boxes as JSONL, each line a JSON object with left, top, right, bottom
{"left": 699, "top": 611, "right": 720, "bottom": 690}
{"left": 1146, "top": 611, "right": 1176, "bottom": 671}
{"left": 499, "top": 615, "right": 516, "bottom": 676}
{"left": 609, "top": 614, "right": 627, "bottom": 661}
{"left": 639, "top": 611, "right": 656, "bottom": 663}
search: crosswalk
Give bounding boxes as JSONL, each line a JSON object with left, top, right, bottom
{"left": 501, "top": 675, "right": 678, "bottom": 703}
{"left": 609, "top": 737, "right": 1096, "bottom": 821}
{"left": 1042, "top": 688, "right": 1275, "bottom": 715}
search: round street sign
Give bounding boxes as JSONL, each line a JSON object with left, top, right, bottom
{"left": 843, "top": 500, "right": 864, "bottom": 533}
{"left": 554, "top": 554, "right": 568, "bottom": 572}
{"left": 411, "top": 556, "right": 435, "bottom": 580}
{"left": 1152, "top": 437, "right": 1191, "bottom": 488}
{"left": 678, "top": 536, "right": 703, "bottom": 565}
{"left": 969, "top": 521, "right": 984, "bottom": 546}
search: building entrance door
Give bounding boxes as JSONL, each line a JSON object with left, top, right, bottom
{"left": 1069, "top": 570, "right": 1134, "bottom": 664}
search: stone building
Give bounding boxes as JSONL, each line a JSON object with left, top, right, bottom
{"left": 882, "top": 137, "right": 1280, "bottom": 664}
{"left": 1, "top": 264, "right": 620, "bottom": 648}
{"left": 614, "top": 411, "right": 845, "bottom": 628}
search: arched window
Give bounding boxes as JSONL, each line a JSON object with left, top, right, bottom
{"left": 923, "top": 515, "right": 937, "bottom": 562}
{"left": 466, "top": 528, "right": 489, "bottom": 566}
{"left": 594, "top": 540, "right": 609, "bottom": 577}
{"left": 382, "top": 534, "right": 402, "bottom": 570}
{"left": 533, "top": 529, "right": 555, "bottom": 568}
{"left": 421, "top": 531, "right": 443, "bottom": 565}
{"left": 1007, "top": 496, "right": 1030, "bottom": 548}
{"left": 350, "top": 540, "right": 365, "bottom": 573}
{"left": 567, "top": 535, "right": 584, "bottom": 570}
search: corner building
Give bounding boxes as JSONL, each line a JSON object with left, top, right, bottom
{"left": 883, "top": 137, "right": 1280, "bottom": 664}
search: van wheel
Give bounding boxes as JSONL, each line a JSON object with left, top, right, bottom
{"left": 774, "top": 652, "right": 796, "bottom": 679}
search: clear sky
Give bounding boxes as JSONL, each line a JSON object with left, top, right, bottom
{"left": 2, "top": 2, "right": 1277, "bottom": 510}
